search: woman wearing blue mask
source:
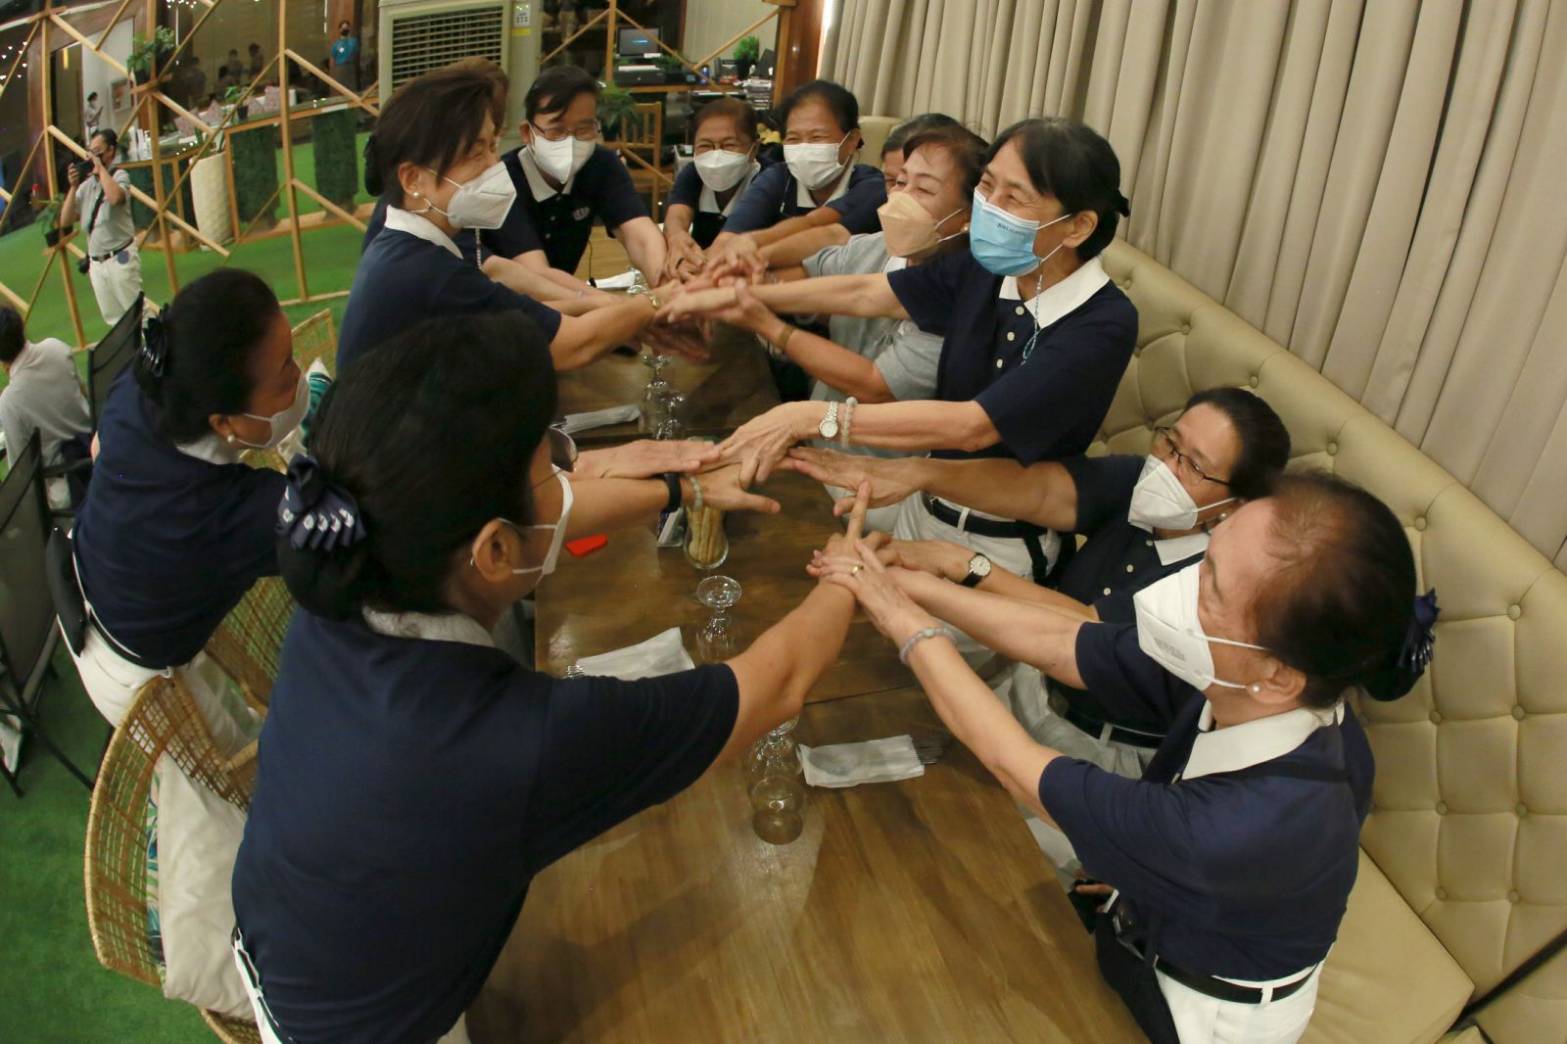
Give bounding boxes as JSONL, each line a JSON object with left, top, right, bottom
{"left": 664, "top": 118, "right": 1136, "bottom": 625}
{"left": 62, "top": 270, "right": 309, "bottom": 728}
{"left": 814, "top": 472, "right": 1437, "bottom": 1044}
{"left": 232, "top": 310, "right": 863, "bottom": 1044}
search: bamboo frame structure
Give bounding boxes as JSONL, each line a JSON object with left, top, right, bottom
{"left": 0, "top": 0, "right": 380, "bottom": 347}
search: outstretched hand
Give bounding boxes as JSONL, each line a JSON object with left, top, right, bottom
{"left": 813, "top": 538, "right": 938, "bottom": 646}
{"left": 782, "top": 447, "right": 915, "bottom": 510}
{"left": 718, "top": 401, "right": 816, "bottom": 485}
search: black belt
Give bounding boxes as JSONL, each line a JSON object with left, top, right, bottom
{"left": 921, "top": 494, "right": 1047, "bottom": 539}
{"left": 1049, "top": 689, "right": 1164, "bottom": 750}
{"left": 91, "top": 240, "right": 133, "bottom": 262}
{"left": 1111, "top": 912, "right": 1316, "bottom": 1005}
{"left": 921, "top": 494, "right": 1055, "bottom": 583}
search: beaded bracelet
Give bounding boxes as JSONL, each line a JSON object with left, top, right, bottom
{"left": 839, "top": 396, "right": 857, "bottom": 447}
{"left": 688, "top": 474, "right": 705, "bottom": 513}
{"left": 898, "top": 625, "right": 959, "bottom": 665}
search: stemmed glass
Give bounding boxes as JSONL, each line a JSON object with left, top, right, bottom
{"left": 695, "top": 575, "right": 742, "bottom": 662}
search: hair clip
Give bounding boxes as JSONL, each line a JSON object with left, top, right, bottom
{"left": 278, "top": 453, "right": 367, "bottom": 554}
{"left": 1400, "top": 589, "right": 1440, "bottom": 675}
{"left": 1115, "top": 191, "right": 1132, "bottom": 218}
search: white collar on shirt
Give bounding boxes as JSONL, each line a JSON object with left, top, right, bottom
{"left": 363, "top": 608, "right": 495, "bottom": 648}
{"left": 999, "top": 255, "right": 1111, "bottom": 329}
{"left": 383, "top": 205, "right": 462, "bottom": 259}
{"left": 1153, "top": 531, "right": 1209, "bottom": 566}
{"left": 794, "top": 162, "right": 856, "bottom": 210}
{"left": 698, "top": 159, "right": 761, "bottom": 216}
{"left": 173, "top": 432, "right": 243, "bottom": 466}
{"left": 1181, "top": 701, "right": 1344, "bottom": 781}
{"left": 520, "top": 146, "right": 579, "bottom": 200}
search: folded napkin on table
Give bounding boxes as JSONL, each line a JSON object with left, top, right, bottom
{"left": 798, "top": 736, "right": 925, "bottom": 788}
{"left": 560, "top": 405, "right": 640, "bottom": 435}
{"left": 573, "top": 626, "right": 695, "bottom": 680}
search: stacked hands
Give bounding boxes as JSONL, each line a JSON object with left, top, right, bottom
{"left": 627, "top": 234, "right": 776, "bottom": 363}
{"left": 577, "top": 436, "right": 782, "bottom": 515}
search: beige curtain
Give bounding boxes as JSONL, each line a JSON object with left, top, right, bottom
{"left": 822, "top": 0, "right": 1567, "bottom": 567}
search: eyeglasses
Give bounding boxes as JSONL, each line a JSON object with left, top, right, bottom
{"left": 532, "top": 119, "right": 601, "bottom": 143}
{"left": 1152, "top": 427, "right": 1229, "bottom": 487}
{"left": 531, "top": 426, "right": 577, "bottom": 488}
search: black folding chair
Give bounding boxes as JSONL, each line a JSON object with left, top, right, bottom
{"left": 87, "top": 291, "right": 144, "bottom": 429}
{"left": 0, "top": 431, "right": 96, "bottom": 796}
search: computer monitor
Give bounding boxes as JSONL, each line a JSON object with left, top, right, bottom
{"left": 757, "top": 49, "right": 777, "bottom": 77}
{"left": 618, "top": 27, "right": 660, "bottom": 57}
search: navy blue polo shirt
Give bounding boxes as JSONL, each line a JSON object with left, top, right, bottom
{"left": 72, "top": 372, "right": 284, "bottom": 667}
{"left": 667, "top": 160, "right": 765, "bottom": 248}
{"left": 1041, "top": 622, "right": 1373, "bottom": 981}
{"left": 338, "top": 221, "right": 562, "bottom": 372}
{"left": 478, "top": 145, "right": 648, "bottom": 273}
{"left": 724, "top": 161, "right": 886, "bottom": 236}
{"left": 232, "top": 610, "right": 738, "bottom": 1044}
{"left": 888, "top": 250, "right": 1137, "bottom": 464}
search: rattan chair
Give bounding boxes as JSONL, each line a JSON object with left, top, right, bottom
{"left": 203, "top": 577, "right": 294, "bottom": 713}
{"left": 289, "top": 309, "right": 337, "bottom": 378}
{"left": 84, "top": 673, "right": 260, "bottom": 1043}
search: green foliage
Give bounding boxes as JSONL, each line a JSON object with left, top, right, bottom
{"left": 311, "top": 110, "right": 360, "bottom": 208}
{"left": 223, "top": 85, "right": 246, "bottom": 106}
{"left": 128, "top": 28, "right": 176, "bottom": 80}
{"left": 734, "top": 35, "right": 761, "bottom": 62}
{"left": 599, "top": 84, "right": 638, "bottom": 137}
{"left": 231, "top": 127, "right": 281, "bottom": 229}
{"left": 37, "top": 198, "right": 62, "bottom": 244}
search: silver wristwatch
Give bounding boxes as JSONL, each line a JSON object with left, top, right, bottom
{"left": 818, "top": 401, "right": 840, "bottom": 440}
{"left": 960, "top": 553, "right": 992, "bottom": 588}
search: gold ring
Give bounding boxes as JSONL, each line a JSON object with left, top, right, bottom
{"left": 852, "top": 564, "right": 863, "bottom": 575}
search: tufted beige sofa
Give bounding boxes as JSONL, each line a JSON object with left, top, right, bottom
{"left": 1094, "top": 240, "right": 1567, "bottom": 1043}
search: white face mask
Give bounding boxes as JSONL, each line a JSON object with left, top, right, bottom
{"left": 1132, "top": 564, "right": 1268, "bottom": 691}
{"left": 472, "top": 468, "right": 575, "bottom": 581}
{"left": 784, "top": 132, "right": 851, "bottom": 191}
{"left": 432, "top": 161, "right": 516, "bottom": 230}
{"left": 693, "top": 149, "right": 753, "bottom": 193}
{"left": 529, "top": 130, "right": 595, "bottom": 184}
{"left": 1127, "top": 456, "right": 1235, "bottom": 532}
{"left": 236, "top": 369, "right": 308, "bottom": 450}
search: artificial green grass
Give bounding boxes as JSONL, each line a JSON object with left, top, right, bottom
{"left": 0, "top": 649, "right": 209, "bottom": 1042}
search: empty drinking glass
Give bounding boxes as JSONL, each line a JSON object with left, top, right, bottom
{"left": 695, "top": 574, "right": 741, "bottom": 662}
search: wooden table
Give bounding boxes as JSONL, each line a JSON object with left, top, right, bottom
{"left": 555, "top": 325, "right": 779, "bottom": 444}
{"left": 471, "top": 686, "right": 1140, "bottom": 1042}
{"left": 536, "top": 469, "right": 914, "bottom": 703}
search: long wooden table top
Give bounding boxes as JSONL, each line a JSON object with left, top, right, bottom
{"left": 556, "top": 326, "right": 779, "bottom": 444}
{"left": 535, "top": 467, "right": 916, "bottom": 703}
{"left": 471, "top": 685, "right": 1140, "bottom": 1042}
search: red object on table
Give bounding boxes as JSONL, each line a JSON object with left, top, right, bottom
{"left": 566, "top": 534, "right": 608, "bottom": 557}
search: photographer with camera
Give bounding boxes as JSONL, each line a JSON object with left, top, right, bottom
{"left": 59, "top": 129, "right": 141, "bottom": 326}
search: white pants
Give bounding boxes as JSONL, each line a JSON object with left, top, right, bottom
{"left": 67, "top": 626, "right": 258, "bottom": 754}
{"left": 233, "top": 940, "right": 472, "bottom": 1044}
{"left": 1159, "top": 962, "right": 1321, "bottom": 1044}
{"left": 999, "top": 665, "right": 1156, "bottom": 877}
{"left": 88, "top": 244, "right": 142, "bottom": 326}
{"left": 893, "top": 494, "right": 1059, "bottom": 663}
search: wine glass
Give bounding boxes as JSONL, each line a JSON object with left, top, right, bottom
{"left": 695, "top": 574, "right": 742, "bottom": 662}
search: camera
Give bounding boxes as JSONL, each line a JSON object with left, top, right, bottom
{"left": 78, "top": 256, "right": 92, "bottom": 275}
{"left": 72, "top": 158, "right": 95, "bottom": 181}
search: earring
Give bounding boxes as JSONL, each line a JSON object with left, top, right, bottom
{"left": 226, "top": 433, "right": 236, "bottom": 444}
{"left": 1249, "top": 683, "right": 1262, "bottom": 695}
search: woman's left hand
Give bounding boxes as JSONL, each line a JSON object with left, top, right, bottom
{"left": 575, "top": 439, "right": 720, "bottom": 480}
{"left": 815, "top": 539, "right": 940, "bottom": 647}
{"left": 694, "top": 462, "right": 782, "bottom": 514}
{"left": 718, "top": 401, "right": 819, "bottom": 485}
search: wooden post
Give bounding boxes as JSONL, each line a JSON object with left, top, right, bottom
{"left": 37, "top": 14, "right": 87, "bottom": 345}
{"left": 143, "top": 0, "right": 178, "bottom": 292}
{"left": 605, "top": 1, "right": 617, "bottom": 84}
{"left": 774, "top": 0, "right": 825, "bottom": 100}
{"left": 277, "top": 3, "right": 309, "bottom": 300}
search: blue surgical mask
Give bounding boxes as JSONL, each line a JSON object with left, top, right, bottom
{"left": 968, "top": 190, "right": 1074, "bottom": 277}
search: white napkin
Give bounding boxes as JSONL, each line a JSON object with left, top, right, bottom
{"left": 798, "top": 736, "right": 925, "bottom": 789}
{"left": 593, "top": 269, "right": 643, "bottom": 290}
{"left": 560, "top": 405, "right": 640, "bottom": 434}
{"left": 574, "top": 626, "right": 695, "bottom": 680}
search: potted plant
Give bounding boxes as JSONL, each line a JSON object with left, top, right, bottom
{"left": 734, "top": 35, "right": 760, "bottom": 80}
{"left": 38, "top": 197, "right": 64, "bottom": 247}
{"left": 223, "top": 84, "right": 248, "bottom": 120}
{"left": 127, "top": 27, "right": 176, "bottom": 86}
{"left": 598, "top": 83, "right": 637, "bottom": 140}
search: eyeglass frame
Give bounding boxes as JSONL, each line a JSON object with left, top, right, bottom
{"left": 530, "top": 118, "right": 602, "bottom": 143}
{"left": 1151, "top": 426, "right": 1230, "bottom": 487}
{"left": 538, "top": 424, "right": 578, "bottom": 483}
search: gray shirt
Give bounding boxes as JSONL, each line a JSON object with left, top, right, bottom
{"left": 75, "top": 168, "right": 135, "bottom": 256}
{"left": 802, "top": 232, "right": 944, "bottom": 457}
{"left": 0, "top": 339, "right": 92, "bottom": 466}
